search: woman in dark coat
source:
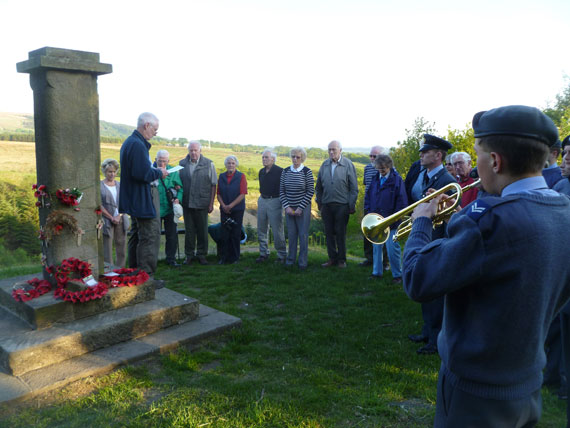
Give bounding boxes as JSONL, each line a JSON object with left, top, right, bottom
{"left": 364, "top": 154, "right": 408, "bottom": 282}
{"left": 217, "top": 155, "right": 248, "bottom": 264}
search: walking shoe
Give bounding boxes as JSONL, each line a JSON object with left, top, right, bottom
{"left": 197, "top": 256, "right": 208, "bottom": 265}
{"left": 321, "top": 260, "right": 336, "bottom": 267}
{"left": 408, "top": 334, "right": 428, "bottom": 343}
{"left": 337, "top": 261, "right": 347, "bottom": 268}
{"left": 417, "top": 343, "right": 438, "bottom": 355}
{"left": 359, "top": 260, "right": 372, "bottom": 267}
{"left": 256, "top": 255, "right": 268, "bottom": 263}
{"left": 392, "top": 277, "right": 402, "bottom": 284}
{"left": 167, "top": 261, "right": 180, "bottom": 268}
{"left": 183, "top": 258, "right": 193, "bottom": 265}
{"left": 368, "top": 274, "right": 382, "bottom": 280}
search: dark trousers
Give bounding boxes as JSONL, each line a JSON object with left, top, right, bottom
{"left": 321, "top": 202, "right": 349, "bottom": 263}
{"left": 220, "top": 210, "right": 244, "bottom": 264}
{"left": 161, "top": 212, "right": 178, "bottom": 263}
{"left": 127, "top": 187, "right": 160, "bottom": 275}
{"left": 434, "top": 364, "right": 541, "bottom": 428}
{"left": 422, "top": 297, "right": 444, "bottom": 346}
{"left": 560, "top": 311, "right": 570, "bottom": 427}
{"left": 182, "top": 207, "right": 209, "bottom": 258}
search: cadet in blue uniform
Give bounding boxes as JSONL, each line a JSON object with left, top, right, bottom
{"left": 405, "top": 134, "right": 456, "bottom": 355}
{"left": 403, "top": 105, "right": 570, "bottom": 427}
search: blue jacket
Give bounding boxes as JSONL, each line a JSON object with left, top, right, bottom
{"left": 118, "top": 130, "right": 162, "bottom": 218}
{"left": 364, "top": 169, "right": 408, "bottom": 229}
{"left": 542, "top": 166, "right": 563, "bottom": 188}
{"left": 403, "top": 192, "right": 570, "bottom": 399}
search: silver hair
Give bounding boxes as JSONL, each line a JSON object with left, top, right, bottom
{"left": 370, "top": 145, "right": 383, "bottom": 154}
{"left": 187, "top": 140, "right": 202, "bottom": 150}
{"left": 262, "top": 149, "right": 277, "bottom": 161}
{"left": 290, "top": 146, "right": 307, "bottom": 162}
{"left": 137, "top": 112, "right": 159, "bottom": 128}
{"left": 224, "top": 155, "right": 239, "bottom": 167}
{"left": 329, "top": 140, "right": 342, "bottom": 150}
{"left": 101, "top": 158, "right": 119, "bottom": 173}
{"left": 156, "top": 149, "right": 170, "bottom": 159}
{"left": 450, "top": 152, "right": 471, "bottom": 163}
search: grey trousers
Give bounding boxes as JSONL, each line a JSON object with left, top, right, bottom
{"left": 127, "top": 186, "right": 161, "bottom": 276}
{"left": 103, "top": 215, "right": 127, "bottom": 267}
{"left": 257, "top": 197, "right": 286, "bottom": 260}
{"left": 285, "top": 206, "right": 311, "bottom": 268}
{"left": 182, "top": 207, "right": 209, "bottom": 258}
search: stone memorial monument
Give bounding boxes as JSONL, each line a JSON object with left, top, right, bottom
{"left": 0, "top": 47, "right": 240, "bottom": 404}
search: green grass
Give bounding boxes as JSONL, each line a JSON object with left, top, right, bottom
{"left": 0, "top": 248, "right": 566, "bottom": 427}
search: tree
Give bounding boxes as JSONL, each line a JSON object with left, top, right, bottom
{"left": 446, "top": 124, "right": 476, "bottom": 163}
{"left": 389, "top": 117, "right": 437, "bottom": 178}
{"left": 544, "top": 76, "right": 570, "bottom": 128}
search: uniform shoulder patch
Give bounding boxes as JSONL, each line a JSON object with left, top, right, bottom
{"left": 465, "top": 199, "right": 492, "bottom": 221}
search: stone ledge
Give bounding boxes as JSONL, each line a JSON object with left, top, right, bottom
{"left": 0, "top": 288, "right": 199, "bottom": 376}
{"left": 0, "top": 274, "right": 156, "bottom": 330}
{"left": 0, "top": 304, "right": 241, "bottom": 405}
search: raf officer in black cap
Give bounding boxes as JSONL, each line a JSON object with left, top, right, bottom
{"left": 542, "top": 138, "right": 563, "bottom": 188}
{"left": 405, "top": 133, "right": 456, "bottom": 355}
{"left": 402, "top": 105, "right": 570, "bottom": 427}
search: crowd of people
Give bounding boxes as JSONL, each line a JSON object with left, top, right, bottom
{"left": 100, "top": 108, "right": 570, "bottom": 427}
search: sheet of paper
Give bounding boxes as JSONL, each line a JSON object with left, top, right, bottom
{"left": 167, "top": 165, "right": 183, "bottom": 173}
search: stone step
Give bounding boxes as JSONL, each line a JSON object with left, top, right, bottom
{"left": 0, "top": 304, "right": 241, "bottom": 405}
{"left": 0, "top": 288, "right": 199, "bottom": 376}
{"left": 0, "top": 273, "right": 156, "bottom": 330}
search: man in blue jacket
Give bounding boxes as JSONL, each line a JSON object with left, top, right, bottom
{"left": 403, "top": 105, "right": 570, "bottom": 427}
{"left": 119, "top": 112, "right": 168, "bottom": 286}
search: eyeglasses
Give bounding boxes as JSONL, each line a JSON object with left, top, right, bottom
{"left": 369, "top": 155, "right": 377, "bottom": 158}
{"left": 291, "top": 155, "right": 301, "bottom": 159}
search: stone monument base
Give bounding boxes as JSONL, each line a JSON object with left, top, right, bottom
{"left": 0, "top": 274, "right": 241, "bottom": 404}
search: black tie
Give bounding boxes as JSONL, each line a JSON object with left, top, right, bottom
{"left": 422, "top": 171, "right": 429, "bottom": 186}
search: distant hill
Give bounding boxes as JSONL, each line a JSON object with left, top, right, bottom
{"left": 0, "top": 112, "right": 134, "bottom": 139}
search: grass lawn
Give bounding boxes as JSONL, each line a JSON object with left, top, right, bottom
{"left": 0, "top": 246, "right": 567, "bottom": 427}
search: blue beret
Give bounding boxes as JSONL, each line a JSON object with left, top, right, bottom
{"left": 562, "top": 135, "right": 570, "bottom": 148}
{"left": 472, "top": 105, "right": 559, "bottom": 146}
{"left": 419, "top": 134, "right": 452, "bottom": 152}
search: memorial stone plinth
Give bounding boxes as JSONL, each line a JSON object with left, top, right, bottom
{"left": 17, "top": 47, "right": 112, "bottom": 278}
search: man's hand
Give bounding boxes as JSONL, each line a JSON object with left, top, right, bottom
{"left": 411, "top": 195, "right": 441, "bottom": 221}
{"left": 208, "top": 202, "right": 214, "bottom": 214}
{"left": 349, "top": 208, "right": 356, "bottom": 215}
{"left": 285, "top": 207, "right": 296, "bottom": 216}
{"left": 158, "top": 167, "right": 169, "bottom": 178}
{"left": 294, "top": 208, "right": 302, "bottom": 216}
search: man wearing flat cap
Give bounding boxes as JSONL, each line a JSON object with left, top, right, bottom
{"left": 402, "top": 105, "right": 570, "bottom": 427}
{"left": 405, "top": 133, "right": 456, "bottom": 355}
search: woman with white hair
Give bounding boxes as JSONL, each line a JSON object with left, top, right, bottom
{"left": 279, "top": 147, "right": 314, "bottom": 270}
{"left": 217, "top": 155, "right": 248, "bottom": 264}
{"left": 100, "top": 158, "right": 129, "bottom": 267}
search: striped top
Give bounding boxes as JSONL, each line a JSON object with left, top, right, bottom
{"left": 363, "top": 163, "right": 376, "bottom": 194}
{"left": 279, "top": 165, "right": 315, "bottom": 210}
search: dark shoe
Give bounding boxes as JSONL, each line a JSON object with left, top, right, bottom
{"left": 392, "top": 277, "right": 402, "bottom": 284}
{"left": 337, "top": 261, "right": 347, "bottom": 268}
{"left": 153, "top": 279, "right": 166, "bottom": 290}
{"left": 368, "top": 274, "right": 382, "bottom": 280}
{"left": 408, "top": 334, "right": 428, "bottom": 343}
{"left": 321, "top": 260, "right": 336, "bottom": 267}
{"left": 197, "top": 256, "right": 208, "bottom": 265}
{"left": 417, "top": 343, "right": 438, "bottom": 355}
{"left": 256, "top": 255, "right": 268, "bottom": 263}
{"left": 359, "top": 260, "right": 372, "bottom": 267}
{"left": 184, "top": 258, "right": 193, "bottom": 265}
{"left": 557, "top": 386, "right": 568, "bottom": 400}
{"left": 167, "top": 261, "right": 180, "bottom": 268}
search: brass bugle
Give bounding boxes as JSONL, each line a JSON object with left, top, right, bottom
{"left": 361, "top": 179, "right": 481, "bottom": 244}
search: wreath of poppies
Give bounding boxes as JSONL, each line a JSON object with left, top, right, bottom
{"left": 100, "top": 268, "right": 150, "bottom": 288}
{"left": 12, "top": 258, "right": 150, "bottom": 304}
{"left": 12, "top": 278, "right": 52, "bottom": 302}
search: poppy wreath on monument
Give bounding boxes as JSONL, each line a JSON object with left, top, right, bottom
{"left": 11, "top": 258, "right": 150, "bottom": 303}
{"left": 32, "top": 184, "right": 83, "bottom": 210}
{"left": 40, "top": 210, "right": 84, "bottom": 245}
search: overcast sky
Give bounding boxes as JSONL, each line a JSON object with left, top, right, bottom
{"left": 1, "top": 0, "right": 569, "bottom": 149}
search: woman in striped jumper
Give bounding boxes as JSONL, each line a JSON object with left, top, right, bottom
{"left": 279, "top": 147, "right": 315, "bottom": 270}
